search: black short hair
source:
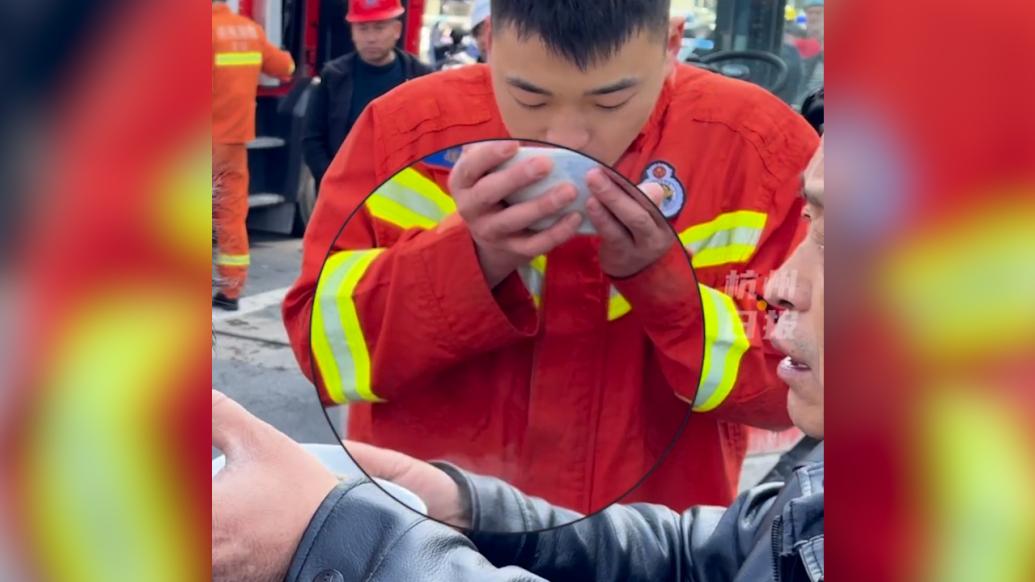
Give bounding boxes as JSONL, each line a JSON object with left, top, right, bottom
{"left": 491, "top": 0, "right": 671, "bottom": 70}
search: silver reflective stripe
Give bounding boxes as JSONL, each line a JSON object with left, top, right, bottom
{"left": 608, "top": 286, "right": 632, "bottom": 320}
{"left": 518, "top": 264, "right": 545, "bottom": 303}
{"left": 318, "top": 252, "right": 368, "bottom": 403}
{"left": 695, "top": 286, "right": 739, "bottom": 409}
{"left": 686, "top": 226, "right": 763, "bottom": 255}
{"left": 373, "top": 181, "right": 450, "bottom": 224}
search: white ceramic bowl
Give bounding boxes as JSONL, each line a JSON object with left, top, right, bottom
{"left": 498, "top": 147, "right": 601, "bottom": 234}
{"left": 212, "top": 443, "right": 428, "bottom": 513}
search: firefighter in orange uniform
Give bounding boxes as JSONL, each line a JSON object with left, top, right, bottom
{"left": 212, "top": 0, "right": 295, "bottom": 310}
{"left": 284, "top": 0, "right": 819, "bottom": 512}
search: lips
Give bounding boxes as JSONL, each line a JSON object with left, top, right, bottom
{"left": 781, "top": 356, "right": 811, "bottom": 371}
{"left": 777, "top": 355, "right": 812, "bottom": 387}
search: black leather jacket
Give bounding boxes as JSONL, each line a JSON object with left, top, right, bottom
{"left": 287, "top": 444, "right": 824, "bottom": 581}
{"left": 301, "top": 48, "right": 431, "bottom": 186}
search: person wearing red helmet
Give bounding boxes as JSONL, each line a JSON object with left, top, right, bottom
{"left": 302, "top": 0, "right": 431, "bottom": 187}
{"left": 348, "top": 0, "right": 405, "bottom": 66}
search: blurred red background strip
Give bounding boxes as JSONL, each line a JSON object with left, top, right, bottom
{"left": 3, "top": 0, "right": 210, "bottom": 580}
{"left": 829, "top": 0, "right": 1035, "bottom": 580}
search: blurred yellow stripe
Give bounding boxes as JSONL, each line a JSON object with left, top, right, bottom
{"left": 25, "top": 291, "right": 198, "bottom": 581}
{"left": 882, "top": 198, "right": 1035, "bottom": 363}
{"left": 922, "top": 390, "right": 1035, "bottom": 581}
{"left": 156, "top": 136, "right": 211, "bottom": 264}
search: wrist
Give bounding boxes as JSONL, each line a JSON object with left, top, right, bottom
{"left": 444, "top": 483, "right": 473, "bottom": 531}
{"left": 476, "top": 246, "right": 520, "bottom": 289}
{"left": 429, "top": 462, "right": 476, "bottom": 531}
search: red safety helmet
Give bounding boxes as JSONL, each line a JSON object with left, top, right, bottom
{"left": 346, "top": 0, "right": 405, "bottom": 23}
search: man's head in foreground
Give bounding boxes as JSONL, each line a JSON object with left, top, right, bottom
{"left": 767, "top": 139, "right": 825, "bottom": 437}
{"left": 487, "top": 0, "right": 681, "bottom": 165}
{"left": 347, "top": 0, "right": 404, "bottom": 66}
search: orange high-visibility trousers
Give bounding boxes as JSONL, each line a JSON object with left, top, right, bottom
{"left": 213, "top": 143, "right": 250, "bottom": 299}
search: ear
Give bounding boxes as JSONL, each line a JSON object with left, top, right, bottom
{"left": 484, "top": 20, "right": 493, "bottom": 51}
{"left": 665, "top": 16, "right": 685, "bottom": 71}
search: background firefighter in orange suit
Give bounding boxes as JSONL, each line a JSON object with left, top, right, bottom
{"left": 284, "top": 0, "right": 819, "bottom": 513}
{"left": 212, "top": 0, "right": 294, "bottom": 310}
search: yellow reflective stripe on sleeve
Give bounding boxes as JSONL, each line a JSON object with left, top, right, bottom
{"left": 392, "top": 168, "right": 457, "bottom": 217}
{"left": 311, "top": 249, "right": 385, "bottom": 404}
{"left": 691, "top": 243, "right": 760, "bottom": 268}
{"left": 607, "top": 287, "right": 632, "bottom": 321}
{"left": 517, "top": 255, "right": 547, "bottom": 307}
{"left": 214, "top": 51, "right": 263, "bottom": 67}
{"left": 679, "top": 211, "right": 767, "bottom": 268}
{"left": 694, "top": 285, "right": 750, "bottom": 412}
{"left": 311, "top": 253, "right": 352, "bottom": 404}
{"left": 367, "top": 168, "right": 457, "bottom": 230}
{"left": 215, "top": 253, "right": 250, "bottom": 266}
{"left": 607, "top": 211, "right": 767, "bottom": 320}
{"left": 365, "top": 195, "right": 438, "bottom": 230}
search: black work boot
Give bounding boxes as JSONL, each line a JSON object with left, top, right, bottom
{"left": 213, "top": 292, "right": 239, "bottom": 311}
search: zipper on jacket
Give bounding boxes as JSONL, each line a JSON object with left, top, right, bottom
{"left": 770, "top": 515, "right": 784, "bottom": 582}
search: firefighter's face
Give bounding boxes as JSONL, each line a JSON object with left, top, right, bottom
{"left": 350, "top": 19, "right": 402, "bottom": 65}
{"left": 488, "top": 22, "right": 682, "bottom": 166}
{"left": 766, "top": 141, "right": 824, "bottom": 438}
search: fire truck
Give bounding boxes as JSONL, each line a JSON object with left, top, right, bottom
{"left": 228, "top": 0, "right": 427, "bottom": 235}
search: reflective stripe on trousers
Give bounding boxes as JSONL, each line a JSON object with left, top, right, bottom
{"left": 311, "top": 249, "right": 385, "bottom": 404}
{"left": 215, "top": 253, "right": 250, "bottom": 266}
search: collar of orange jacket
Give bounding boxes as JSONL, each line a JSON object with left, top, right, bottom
{"left": 213, "top": 3, "right": 230, "bottom": 15}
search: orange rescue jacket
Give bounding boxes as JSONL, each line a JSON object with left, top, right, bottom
{"left": 284, "top": 64, "right": 819, "bottom": 512}
{"left": 212, "top": 3, "right": 294, "bottom": 144}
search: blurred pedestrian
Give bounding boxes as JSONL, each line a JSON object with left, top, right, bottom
{"left": 470, "top": 0, "right": 491, "bottom": 62}
{"left": 212, "top": 0, "right": 294, "bottom": 310}
{"left": 777, "top": 24, "right": 806, "bottom": 105}
{"left": 800, "top": 1, "right": 824, "bottom": 102}
{"left": 787, "top": 23, "right": 820, "bottom": 59}
{"left": 804, "top": 0, "right": 825, "bottom": 48}
{"left": 302, "top": 0, "right": 431, "bottom": 188}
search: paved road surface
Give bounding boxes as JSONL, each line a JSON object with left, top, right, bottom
{"left": 213, "top": 233, "right": 345, "bottom": 457}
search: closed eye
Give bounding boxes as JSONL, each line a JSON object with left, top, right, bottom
{"left": 596, "top": 100, "right": 631, "bottom": 111}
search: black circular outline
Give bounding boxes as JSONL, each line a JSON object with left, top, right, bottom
{"left": 307, "top": 138, "right": 706, "bottom": 534}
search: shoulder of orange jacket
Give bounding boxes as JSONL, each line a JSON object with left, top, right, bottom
{"left": 213, "top": 6, "right": 265, "bottom": 33}
{"left": 668, "top": 63, "right": 818, "bottom": 176}
{"left": 362, "top": 64, "right": 502, "bottom": 173}
{"left": 370, "top": 64, "right": 494, "bottom": 118}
